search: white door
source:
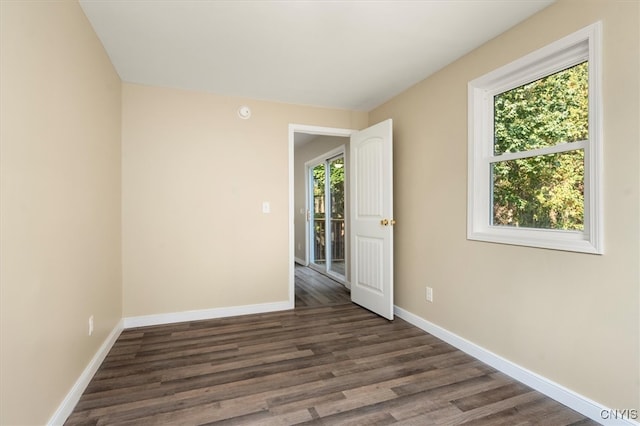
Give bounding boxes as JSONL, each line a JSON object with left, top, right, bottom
{"left": 350, "top": 119, "right": 394, "bottom": 320}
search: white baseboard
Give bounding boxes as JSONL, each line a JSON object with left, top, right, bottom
{"left": 123, "top": 301, "right": 292, "bottom": 329}
{"left": 294, "top": 257, "right": 307, "bottom": 266}
{"left": 394, "top": 306, "right": 639, "bottom": 426}
{"left": 47, "top": 319, "right": 124, "bottom": 426}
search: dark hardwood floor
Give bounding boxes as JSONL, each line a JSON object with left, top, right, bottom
{"left": 65, "top": 267, "right": 597, "bottom": 425}
{"left": 294, "top": 265, "right": 350, "bottom": 308}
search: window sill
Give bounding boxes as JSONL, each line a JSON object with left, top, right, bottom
{"left": 467, "top": 227, "right": 602, "bottom": 254}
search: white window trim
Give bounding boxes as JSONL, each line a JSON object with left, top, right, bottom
{"left": 467, "top": 22, "right": 603, "bottom": 254}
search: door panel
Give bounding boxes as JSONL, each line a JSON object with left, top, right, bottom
{"left": 355, "top": 140, "right": 383, "bottom": 216}
{"left": 350, "top": 119, "right": 394, "bottom": 320}
{"left": 355, "top": 236, "right": 384, "bottom": 293}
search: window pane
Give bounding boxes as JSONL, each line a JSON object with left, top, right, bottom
{"left": 492, "top": 150, "right": 584, "bottom": 230}
{"left": 312, "top": 164, "right": 325, "bottom": 265}
{"left": 328, "top": 157, "right": 345, "bottom": 277}
{"left": 494, "top": 62, "right": 588, "bottom": 155}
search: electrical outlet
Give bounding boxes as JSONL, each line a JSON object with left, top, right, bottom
{"left": 88, "top": 315, "right": 94, "bottom": 336}
{"left": 426, "top": 287, "right": 433, "bottom": 302}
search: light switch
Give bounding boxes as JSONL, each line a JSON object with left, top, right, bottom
{"left": 262, "top": 201, "right": 270, "bottom": 213}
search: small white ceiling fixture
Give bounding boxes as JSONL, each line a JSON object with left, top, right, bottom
{"left": 79, "top": 1, "right": 555, "bottom": 111}
{"left": 237, "top": 105, "right": 251, "bottom": 120}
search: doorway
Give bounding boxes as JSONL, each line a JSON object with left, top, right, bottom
{"left": 290, "top": 125, "right": 354, "bottom": 308}
{"left": 288, "top": 121, "right": 394, "bottom": 319}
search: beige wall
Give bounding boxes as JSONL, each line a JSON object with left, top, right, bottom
{"left": 369, "top": 0, "right": 639, "bottom": 410}
{"left": 121, "top": 83, "right": 366, "bottom": 317}
{"left": 294, "top": 135, "right": 349, "bottom": 266}
{"left": 0, "top": 1, "right": 123, "bottom": 425}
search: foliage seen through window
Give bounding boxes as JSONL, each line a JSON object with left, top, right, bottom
{"left": 492, "top": 62, "right": 588, "bottom": 230}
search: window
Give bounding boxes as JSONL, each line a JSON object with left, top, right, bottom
{"left": 467, "top": 22, "right": 602, "bottom": 254}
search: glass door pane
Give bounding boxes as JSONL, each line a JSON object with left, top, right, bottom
{"left": 311, "top": 163, "right": 326, "bottom": 267}
{"left": 328, "top": 156, "right": 345, "bottom": 277}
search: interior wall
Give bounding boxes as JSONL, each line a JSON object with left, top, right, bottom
{"left": 369, "top": 0, "right": 639, "bottom": 410}
{"left": 294, "top": 135, "right": 348, "bottom": 270}
{"left": 0, "top": 2, "right": 123, "bottom": 425}
{"left": 122, "top": 83, "right": 366, "bottom": 317}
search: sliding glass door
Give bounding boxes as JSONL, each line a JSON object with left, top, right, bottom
{"left": 310, "top": 154, "right": 345, "bottom": 280}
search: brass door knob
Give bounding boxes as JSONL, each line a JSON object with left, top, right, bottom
{"left": 380, "top": 219, "right": 389, "bottom": 226}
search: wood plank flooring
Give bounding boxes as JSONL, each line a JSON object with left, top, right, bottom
{"left": 294, "top": 265, "right": 350, "bottom": 308}
{"left": 65, "top": 268, "right": 597, "bottom": 425}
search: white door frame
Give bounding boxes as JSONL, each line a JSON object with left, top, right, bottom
{"left": 288, "top": 124, "right": 356, "bottom": 308}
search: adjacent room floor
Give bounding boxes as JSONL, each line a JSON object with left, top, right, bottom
{"left": 64, "top": 267, "right": 597, "bottom": 425}
{"left": 294, "top": 265, "right": 350, "bottom": 308}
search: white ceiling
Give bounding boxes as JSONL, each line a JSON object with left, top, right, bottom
{"left": 79, "top": 0, "right": 554, "bottom": 111}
